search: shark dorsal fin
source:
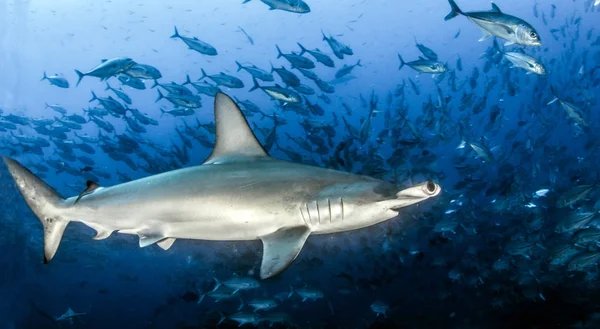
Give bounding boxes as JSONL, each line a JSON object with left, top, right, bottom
{"left": 204, "top": 93, "right": 268, "bottom": 164}
{"left": 491, "top": 3, "right": 501, "bottom": 12}
{"left": 74, "top": 180, "right": 101, "bottom": 204}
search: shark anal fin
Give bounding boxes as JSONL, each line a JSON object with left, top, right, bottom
{"left": 259, "top": 225, "right": 311, "bottom": 279}
{"left": 157, "top": 238, "right": 176, "bottom": 250}
{"left": 74, "top": 180, "right": 101, "bottom": 204}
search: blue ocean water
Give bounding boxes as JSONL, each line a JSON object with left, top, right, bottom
{"left": 1, "top": 0, "right": 600, "bottom": 328}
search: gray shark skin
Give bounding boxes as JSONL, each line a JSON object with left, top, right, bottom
{"left": 3, "top": 93, "right": 441, "bottom": 279}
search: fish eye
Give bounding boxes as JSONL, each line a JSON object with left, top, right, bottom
{"left": 529, "top": 31, "right": 537, "bottom": 39}
{"left": 424, "top": 181, "right": 437, "bottom": 194}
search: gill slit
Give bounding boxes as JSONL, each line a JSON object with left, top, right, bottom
{"left": 327, "top": 198, "right": 332, "bottom": 223}
{"left": 300, "top": 206, "right": 308, "bottom": 226}
{"left": 316, "top": 200, "right": 321, "bottom": 224}
{"left": 340, "top": 197, "right": 345, "bottom": 222}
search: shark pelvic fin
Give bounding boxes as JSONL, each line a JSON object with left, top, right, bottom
{"left": 157, "top": 238, "right": 176, "bottom": 250}
{"left": 138, "top": 233, "right": 166, "bottom": 248}
{"left": 204, "top": 93, "right": 268, "bottom": 164}
{"left": 74, "top": 180, "right": 102, "bottom": 204}
{"left": 259, "top": 225, "right": 311, "bottom": 279}
{"left": 87, "top": 223, "right": 113, "bottom": 240}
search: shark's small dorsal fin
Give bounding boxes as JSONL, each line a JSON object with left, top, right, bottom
{"left": 204, "top": 93, "right": 268, "bottom": 164}
{"left": 491, "top": 3, "right": 501, "bottom": 12}
{"left": 74, "top": 180, "right": 101, "bottom": 204}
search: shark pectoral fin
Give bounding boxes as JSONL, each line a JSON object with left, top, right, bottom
{"left": 259, "top": 225, "right": 311, "bottom": 279}
{"left": 157, "top": 238, "right": 176, "bottom": 250}
{"left": 74, "top": 180, "right": 102, "bottom": 204}
{"left": 203, "top": 93, "right": 269, "bottom": 164}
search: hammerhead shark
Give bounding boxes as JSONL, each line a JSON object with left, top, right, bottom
{"left": 3, "top": 92, "right": 441, "bottom": 279}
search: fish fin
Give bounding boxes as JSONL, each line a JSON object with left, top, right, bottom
{"left": 259, "top": 225, "right": 312, "bottom": 279}
{"left": 170, "top": 26, "right": 180, "bottom": 38}
{"left": 138, "top": 233, "right": 165, "bottom": 248}
{"left": 157, "top": 238, "right": 176, "bottom": 251}
{"left": 397, "top": 54, "right": 405, "bottom": 70}
{"left": 203, "top": 93, "right": 269, "bottom": 164}
{"left": 74, "top": 180, "right": 101, "bottom": 204}
{"left": 87, "top": 223, "right": 112, "bottom": 240}
{"left": 74, "top": 70, "right": 85, "bottom": 87}
{"left": 445, "top": 0, "right": 463, "bottom": 20}
{"left": 478, "top": 30, "right": 492, "bottom": 42}
{"left": 491, "top": 3, "right": 501, "bottom": 12}
{"left": 504, "top": 41, "right": 515, "bottom": 46}
{"left": 546, "top": 97, "right": 558, "bottom": 105}
{"left": 41, "top": 71, "right": 48, "bottom": 81}
{"left": 235, "top": 61, "right": 243, "bottom": 72}
{"left": 100, "top": 59, "right": 107, "bottom": 63}
{"left": 3, "top": 157, "right": 68, "bottom": 263}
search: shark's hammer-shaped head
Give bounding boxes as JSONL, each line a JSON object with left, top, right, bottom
{"left": 310, "top": 179, "right": 441, "bottom": 233}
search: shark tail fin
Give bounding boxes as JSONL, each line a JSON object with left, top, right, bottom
{"left": 445, "top": 0, "right": 463, "bottom": 21}
{"left": 3, "top": 157, "right": 68, "bottom": 263}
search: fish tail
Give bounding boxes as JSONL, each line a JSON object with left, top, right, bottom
{"left": 74, "top": 70, "right": 85, "bottom": 87}
{"left": 397, "top": 54, "right": 405, "bottom": 70}
{"left": 3, "top": 157, "right": 69, "bottom": 264}
{"left": 241, "top": 0, "right": 251, "bottom": 3}
{"left": 356, "top": 60, "right": 362, "bottom": 67}
{"left": 217, "top": 312, "right": 226, "bottom": 325}
{"left": 183, "top": 74, "right": 192, "bottom": 85}
{"left": 445, "top": 0, "right": 463, "bottom": 21}
{"left": 297, "top": 42, "right": 307, "bottom": 55}
{"left": 235, "top": 61, "right": 243, "bottom": 72}
{"left": 159, "top": 108, "right": 166, "bottom": 117}
{"left": 200, "top": 68, "right": 208, "bottom": 80}
{"left": 89, "top": 91, "right": 98, "bottom": 103}
{"left": 212, "top": 277, "right": 222, "bottom": 292}
{"left": 104, "top": 82, "right": 111, "bottom": 91}
{"left": 156, "top": 89, "right": 165, "bottom": 103}
{"left": 41, "top": 71, "right": 47, "bottom": 81}
{"left": 321, "top": 30, "right": 327, "bottom": 41}
{"left": 170, "top": 26, "right": 180, "bottom": 39}
{"left": 492, "top": 39, "right": 502, "bottom": 54}
{"left": 275, "top": 45, "right": 283, "bottom": 59}
{"left": 249, "top": 78, "right": 260, "bottom": 92}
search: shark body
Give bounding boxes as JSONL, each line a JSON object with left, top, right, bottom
{"left": 3, "top": 93, "right": 441, "bottom": 279}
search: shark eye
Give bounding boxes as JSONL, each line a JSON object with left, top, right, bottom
{"left": 424, "top": 181, "right": 437, "bottom": 195}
